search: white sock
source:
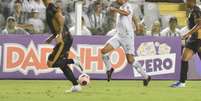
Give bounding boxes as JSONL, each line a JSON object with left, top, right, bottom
{"left": 132, "top": 61, "right": 148, "bottom": 79}
{"left": 102, "top": 53, "right": 111, "bottom": 71}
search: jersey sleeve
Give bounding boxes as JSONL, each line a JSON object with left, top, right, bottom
{"left": 121, "top": 4, "right": 133, "bottom": 15}
{"left": 127, "top": 4, "right": 133, "bottom": 15}
{"left": 48, "top": 3, "right": 58, "bottom": 16}
{"left": 160, "top": 28, "right": 168, "bottom": 36}
{"left": 193, "top": 6, "right": 201, "bottom": 23}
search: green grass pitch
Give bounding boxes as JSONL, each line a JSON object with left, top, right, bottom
{"left": 0, "top": 80, "right": 200, "bottom": 101}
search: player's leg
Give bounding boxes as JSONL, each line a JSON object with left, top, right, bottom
{"left": 197, "top": 40, "right": 201, "bottom": 60}
{"left": 180, "top": 48, "right": 194, "bottom": 83}
{"left": 126, "top": 54, "right": 151, "bottom": 86}
{"left": 122, "top": 36, "right": 151, "bottom": 86}
{"left": 101, "top": 36, "right": 120, "bottom": 82}
{"left": 126, "top": 54, "right": 146, "bottom": 79}
{"left": 60, "top": 64, "right": 81, "bottom": 93}
{"left": 61, "top": 35, "right": 81, "bottom": 92}
{"left": 170, "top": 47, "right": 194, "bottom": 88}
{"left": 126, "top": 54, "right": 149, "bottom": 80}
{"left": 52, "top": 56, "right": 81, "bottom": 93}
{"left": 62, "top": 34, "right": 83, "bottom": 71}
{"left": 47, "top": 42, "right": 78, "bottom": 86}
{"left": 47, "top": 42, "right": 63, "bottom": 67}
{"left": 47, "top": 36, "right": 81, "bottom": 92}
{"left": 56, "top": 52, "right": 83, "bottom": 71}
{"left": 101, "top": 43, "right": 115, "bottom": 82}
{"left": 101, "top": 43, "right": 115, "bottom": 71}
{"left": 47, "top": 42, "right": 75, "bottom": 67}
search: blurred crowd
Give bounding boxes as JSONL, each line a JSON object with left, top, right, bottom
{"left": 0, "top": 0, "right": 200, "bottom": 36}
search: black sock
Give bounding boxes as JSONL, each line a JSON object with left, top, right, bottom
{"left": 179, "top": 61, "right": 188, "bottom": 83}
{"left": 53, "top": 59, "right": 74, "bottom": 67}
{"left": 60, "top": 65, "right": 78, "bottom": 86}
{"left": 64, "top": 59, "right": 74, "bottom": 64}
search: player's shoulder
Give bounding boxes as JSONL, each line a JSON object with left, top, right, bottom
{"left": 47, "top": 3, "right": 58, "bottom": 11}
{"left": 176, "top": 28, "right": 181, "bottom": 33}
{"left": 193, "top": 5, "right": 201, "bottom": 12}
{"left": 47, "top": 3, "right": 62, "bottom": 14}
{"left": 120, "top": 2, "right": 128, "bottom": 7}
{"left": 121, "top": 2, "right": 133, "bottom": 12}
{"left": 161, "top": 27, "right": 169, "bottom": 34}
{"left": 47, "top": 3, "right": 55, "bottom": 9}
{"left": 1, "top": 29, "right": 7, "bottom": 34}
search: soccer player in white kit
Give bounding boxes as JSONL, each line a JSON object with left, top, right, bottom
{"left": 101, "top": 0, "right": 151, "bottom": 86}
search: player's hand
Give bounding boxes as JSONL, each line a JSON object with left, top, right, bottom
{"left": 47, "top": 61, "right": 54, "bottom": 67}
{"left": 55, "top": 34, "right": 63, "bottom": 43}
{"left": 182, "top": 33, "right": 191, "bottom": 40}
{"left": 45, "top": 35, "right": 56, "bottom": 44}
{"left": 110, "top": 7, "right": 117, "bottom": 12}
{"left": 45, "top": 38, "right": 52, "bottom": 44}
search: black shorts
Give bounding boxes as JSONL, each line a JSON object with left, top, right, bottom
{"left": 185, "top": 38, "right": 201, "bottom": 53}
{"left": 48, "top": 34, "right": 73, "bottom": 67}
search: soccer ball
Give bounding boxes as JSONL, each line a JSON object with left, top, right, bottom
{"left": 78, "top": 73, "right": 90, "bottom": 86}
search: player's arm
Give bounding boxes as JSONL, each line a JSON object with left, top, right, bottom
{"left": 55, "top": 8, "right": 64, "bottom": 35}
{"left": 45, "top": 9, "right": 64, "bottom": 44}
{"left": 42, "top": 0, "right": 51, "bottom": 6}
{"left": 132, "top": 15, "right": 139, "bottom": 32}
{"left": 45, "top": 34, "right": 56, "bottom": 44}
{"left": 183, "top": 18, "right": 201, "bottom": 39}
{"left": 183, "top": 23, "right": 201, "bottom": 40}
{"left": 54, "top": 8, "right": 65, "bottom": 43}
{"left": 183, "top": 8, "right": 201, "bottom": 39}
{"left": 110, "top": 7, "right": 130, "bottom": 16}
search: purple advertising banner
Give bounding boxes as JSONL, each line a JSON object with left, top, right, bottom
{"left": 194, "top": 54, "right": 201, "bottom": 75}
{"left": 0, "top": 35, "right": 184, "bottom": 80}
{"left": 190, "top": 54, "right": 201, "bottom": 79}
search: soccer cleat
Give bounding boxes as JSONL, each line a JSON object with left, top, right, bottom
{"left": 143, "top": 76, "right": 151, "bottom": 86}
{"left": 65, "top": 85, "right": 82, "bottom": 93}
{"left": 170, "top": 81, "right": 186, "bottom": 88}
{"left": 170, "top": 81, "right": 180, "bottom": 87}
{"left": 106, "top": 68, "right": 114, "bottom": 82}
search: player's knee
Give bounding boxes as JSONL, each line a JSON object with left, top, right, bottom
{"left": 182, "top": 58, "right": 189, "bottom": 62}
{"left": 47, "top": 61, "right": 53, "bottom": 67}
{"left": 59, "top": 66, "right": 64, "bottom": 70}
{"left": 126, "top": 55, "right": 134, "bottom": 64}
{"left": 47, "top": 62, "right": 51, "bottom": 67}
{"left": 182, "top": 55, "right": 189, "bottom": 61}
{"left": 128, "top": 60, "right": 134, "bottom": 64}
{"left": 127, "top": 58, "right": 134, "bottom": 64}
{"left": 182, "top": 48, "right": 194, "bottom": 61}
{"left": 101, "top": 48, "right": 107, "bottom": 55}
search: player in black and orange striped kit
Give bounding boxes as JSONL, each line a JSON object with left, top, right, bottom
{"left": 42, "top": 0, "right": 82, "bottom": 92}
{"left": 170, "top": 0, "right": 201, "bottom": 88}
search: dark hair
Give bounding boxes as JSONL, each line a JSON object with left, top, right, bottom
{"left": 94, "top": 1, "right": 101, "bottom": 6}
{"left": 187, "top": 0, "right": 196, "bottom": 3}
{"left": 55, "top": 0, "right": 62, "bottom": 3}
{"left": 7, "top": 16, "right": 16, "bottom": 22}
{"left": 14, "top": 0, "right": 22, "bottom": 4}
{"left": 169, "top": 17, "right": 177, "bottom": 23}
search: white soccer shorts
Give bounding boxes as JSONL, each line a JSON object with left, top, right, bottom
{"left": 106, "top": 35, "right": 134, "bottom": 55}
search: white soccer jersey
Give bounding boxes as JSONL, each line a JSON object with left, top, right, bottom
{"left": 105, "top": 2, "right": 135, "bottom": 55}
{"left": 116, "top": 2, "right": 134, "bottom": 37}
